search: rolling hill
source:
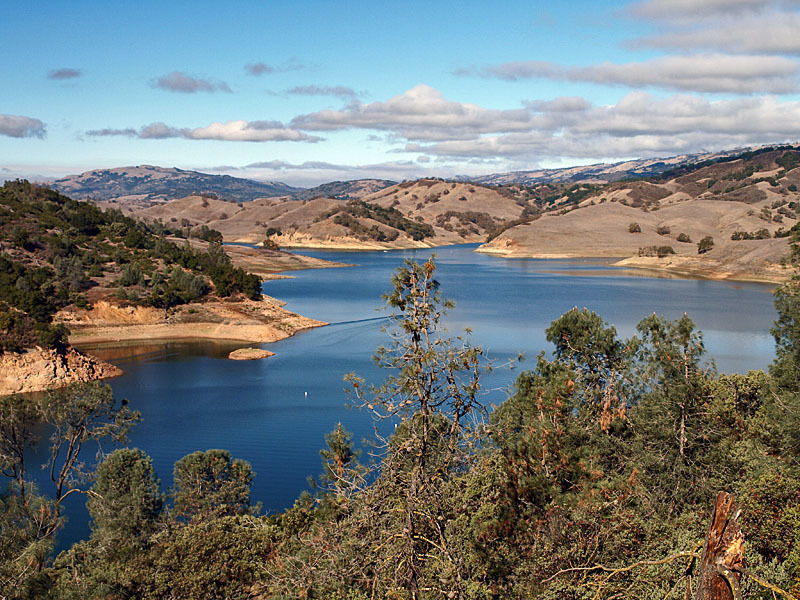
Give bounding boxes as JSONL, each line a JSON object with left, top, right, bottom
{"left": 478, "top": 145, "right": 800, "bottom": 281}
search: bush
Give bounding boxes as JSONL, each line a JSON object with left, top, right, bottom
{"left": 697, "top": 236, "right": 714, "bottom": 254}
{"left": 676, "top": 233, "right": 692, "bottom": 243}
{"left": 656, "top": 225, "right": 671, "bottom": 236}
{"left": 629, "top": 222, "right": 641, "bottom": 233}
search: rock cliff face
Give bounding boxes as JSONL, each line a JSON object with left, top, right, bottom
{"left": 0, "top": 348, "right": 123, "bottom": 396}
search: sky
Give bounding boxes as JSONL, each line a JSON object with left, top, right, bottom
{"left": 2, "top": 0, "right": 800, "bottom": 187}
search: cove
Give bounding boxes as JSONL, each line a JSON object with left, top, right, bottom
{"left": 55, "top": 244, "right": 777, "bottom": 549}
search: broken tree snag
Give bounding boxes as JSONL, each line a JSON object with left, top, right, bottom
{"left": 694, "top": 491, "right": 745, "bottom": 600}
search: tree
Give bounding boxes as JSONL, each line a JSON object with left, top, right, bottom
{"left": 0, "top": 382, "right": 138, "bottom": 595}
{"left": 314, "top": 423, "right": 364, "bottom": 503}
{"left": 87, "top": 448, "right": 163, "bottom": 548}
{"left": 172, "top": 449, "right": 255, "bottom": 521}
{"left": 346, "top": 257, "right": 491, "bottom": 599}
{"left": 545, "top": 307, "right": 630, "bottom": 429}
{"left": 39, "top": 382, "right": 139, "bottom": 511}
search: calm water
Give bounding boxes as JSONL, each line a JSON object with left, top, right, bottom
{"left": 52, "top": 244, "right": 776, "bottom": 548}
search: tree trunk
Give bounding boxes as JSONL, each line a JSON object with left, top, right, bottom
{"left": 694, "top": 491, "right": 744, "bottom": 600}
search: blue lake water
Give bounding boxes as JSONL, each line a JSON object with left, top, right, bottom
{"left": 53, "top": 244, "right": 778, "bottom": 548}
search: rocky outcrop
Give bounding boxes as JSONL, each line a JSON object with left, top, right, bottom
{"left": 228, "top": 348, "right": 274, "bottom": 360}
{"left": 0, "top": 348, "right": 123, "bottom": 396}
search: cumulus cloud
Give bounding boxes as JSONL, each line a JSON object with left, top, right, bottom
{"left": 634, "top": 11, "right": 800, "bottom": 54}
{"left": 286, "top": 85, "right": 360, "bottom": 98}
{"left": 86, "top": 120, "right": 320, "bottom": 142}
{"left": 0, "top": 114, "right": 46, "bottom": 138}
{"left": 281, "top": 84, "right": 800, "bottom": 162}
{"left": 47, "top": 68, "right": 81, "bottom": 80}
{"left": 153, "top": 71, "right": 232, "bottom": 93}
{"left": 474, "top": 54, "right": 798, "bottom": 94}
{"left": 190, "top": 120, "right": 319, "bottom": 141}
{"left": 404, "top": 91, "right": 800, "bottom": 160}
{"left": 290, "top": 84, "right": 536, "bottom": 141}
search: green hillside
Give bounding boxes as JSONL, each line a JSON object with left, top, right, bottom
{"left": 0, "top": 180, "right": 261, "bottom": 353}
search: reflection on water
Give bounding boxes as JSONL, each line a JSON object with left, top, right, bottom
{"left": 51, "top": 244, "right": 778, "bottom": 550}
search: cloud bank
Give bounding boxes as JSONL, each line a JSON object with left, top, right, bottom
{"left": 87, "top": 120, "right": 320, "bottom": 142}
{"left": 466, "top": 54, "right": 798, "bottom": 94}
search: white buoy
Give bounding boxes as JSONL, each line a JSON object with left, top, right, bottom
{"left": 304, "top": 391, "right": 308, "bottom": 399}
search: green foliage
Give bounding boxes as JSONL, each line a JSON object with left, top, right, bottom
{"left": 172, "top": 449, "right": 255, "bottom": 521}
{"left": 191, "top": 224, "right": 223, "bottom": 243}
{"left": 87, "top": 448, "right": 163, "bottom": 548}
{"left": 732, "top": 228, "right": 771, "bottom": 240}
{"left": 0, "top": 181, "right": 264, "bottom": 354}
{"left": 629, "top": 222, "right": 641, "bottom": 233}
{"left": 0, "top": 382, "right": 138, "bottom": 597}
{"left": 328, "top": 199, "right": 434, "bottom": 240}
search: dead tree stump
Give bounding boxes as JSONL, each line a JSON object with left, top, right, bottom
{"left": 694, "top": 491, "right": 745, "bottom": 600}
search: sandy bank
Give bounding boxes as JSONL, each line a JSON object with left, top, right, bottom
{"left": 476, "top": 242, "right": 790, "bottom": 284}
{"left": 57, "top": 298, "right": 327, "bottom": 346}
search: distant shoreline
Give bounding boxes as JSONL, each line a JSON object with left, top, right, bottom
{"left": 475, "top": 245, "right": 789, "bottom": 284}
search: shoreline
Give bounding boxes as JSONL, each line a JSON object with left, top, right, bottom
{"left": 475, "top": 245, "right": 790, "bottom": 284}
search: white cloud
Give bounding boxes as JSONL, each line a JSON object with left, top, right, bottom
{"left": 634, "top": 11, "right": 800, "bottom": 54}
{"left": 629, "top": 0, "right": 798, "bottom": 21}
{"left": 87, "top": 120, "right": 320, "bottom": 142}
{"left": 189, "top": 120, "right": 319, "bottom": 142}
{"left": 406, "top": 92, "right": 800, "bottom": 160}
{"left": 0, "top": 114, "right": 46, "bottom": 138}
{"left": 290, "top": 84, "right": 535, "bottom": 141}
{"left": 476, "top": 54, "right": 798, "bottom": 94}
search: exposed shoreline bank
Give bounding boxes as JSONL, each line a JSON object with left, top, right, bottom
{"left": 475, "top": 245, "right": 790, "bottom": 284}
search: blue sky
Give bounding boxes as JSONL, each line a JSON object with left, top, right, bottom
{"left": 2, "top": 0, "right": 800, "bottom": 186}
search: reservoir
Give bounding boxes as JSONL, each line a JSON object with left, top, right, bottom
{"left": 56, "top": 244, "right": 778, "bottom": 548}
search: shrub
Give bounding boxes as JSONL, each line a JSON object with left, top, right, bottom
{"left": 676, "top": 233, "right": 692, "bottom": 243}
{"left": 629, "top": 222, "right": 641, "bottom": 233}
{"left": 697, "top": 236, "right": 714, "bottom": 254}
{"left": 656, "top": 225, "right": 671, "bottom": 236}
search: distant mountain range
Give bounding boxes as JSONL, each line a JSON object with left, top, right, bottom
{"left": 49, "top": 165, "right": 396, "bottom": 205}
{"left": 46, "top": 145, "right": 796, "bottom": 208}
{"left": 50, "top": 165, "right": 300, "bottom": 204}
{"left": 465, "top": 147, "right": 755, "bottom": 186}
